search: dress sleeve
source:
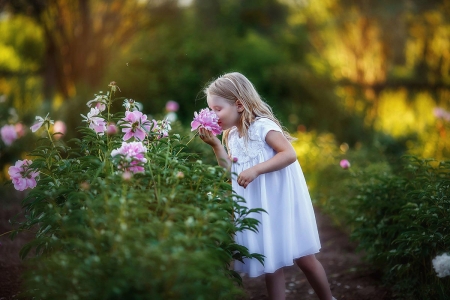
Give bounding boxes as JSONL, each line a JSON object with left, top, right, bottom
{"left": 257, "top": 118, "right": 282, "bottom": 140}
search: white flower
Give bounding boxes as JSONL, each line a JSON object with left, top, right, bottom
{"left": 432, "top": 253, "right": 450, "bottom": 278}
{"left": 86, "top": 95, "right": 108, "bottom": 112}
{"left": 30, "top": 113, "right": 54, "bottom": 132}
{"left": 81, "top": 107, "right": 107, "bottom": 135}
{"left": 123, "top": 99, "right": 143, "bottom": 111}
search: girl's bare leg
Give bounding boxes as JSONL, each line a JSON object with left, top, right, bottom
{"left": 295, "top": 254, "right": 333, "bottom": 300}
{"left": 265, "top": 268, "right": 286, "bottom": 300}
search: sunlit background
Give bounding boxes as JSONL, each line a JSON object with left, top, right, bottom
{"left": 1, "top": 0, "right": 449, "bottom": 185}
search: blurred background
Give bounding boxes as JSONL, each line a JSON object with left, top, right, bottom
{"left": 0, "top": 0, "right": 449, "bottom": 184}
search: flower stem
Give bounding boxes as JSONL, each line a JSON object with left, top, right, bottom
{"left": 46, "top": 123, "right": 62, "bottom": 160}
{"left": 176, "top": 131, "right": 198, "bottom": 155}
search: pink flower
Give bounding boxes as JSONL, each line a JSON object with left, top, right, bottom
{"left": 111, "top": 141, "right": 147, "bottom": 174}
{"left": 176, "top": 171, "right": 184, "bottom": 179}
{"left": 122, "top": 171, "right": 132, "bottom": 181}
{"left": 1, "top": 125, "right": 17, "bottom": 146}
{"left": 86, "top": 95, "right": 108, "bottom": 112}
{"left": 433, "top": 107, "right": 450, "bottom": 121}
{"left": 8, "top": 159, "right": 39, "bottom": 191}
{"left": 53, "top": 120, "right": 67, "bottom": 139}
{"left": 191, "top": 108, "right": 222, "bottom": 136}
{"left": 107, "top": 122, "right": 118, "bottom": 135}
{"left": 120, "top": 110, "right": 152, "bottom": 141}
{"left": 14, "top": 123, "right": 25, "bottom": 138}
{"left": 232, "top": 157, "right": 238, "bottom": 163}
{"left": 30, "top": 113, "right": 53, "bottom": 132}
{"left": 81, "top": 107, "right": 107, "bottom": 135}
{"left": 340, "top": 159, "right": 351, "bottom": 169}
{"left": 165, "top": 100, "right": 179, "bottom": 112}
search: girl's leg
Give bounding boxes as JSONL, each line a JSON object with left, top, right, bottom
{"left": 295, "top": 254, "right": 333, "bottom": 300}
{"left": 265, "top": 268, "right": 286, "bottom": 300}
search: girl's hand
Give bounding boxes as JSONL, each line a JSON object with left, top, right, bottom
{"left": 199, "top": 127, "right": 221, "bottom": 147}
{"left": 237, "top": 167, "right": 259, "bottom": 189}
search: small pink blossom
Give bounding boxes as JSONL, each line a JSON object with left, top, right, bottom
{"left": 8, "top": 159, "right": 39, "bottom": 191}
{"left": 111, "top": 141, "right": 147, "bottom": 174}
{"left": 120, "top": 110, "right": 152, "bottom": 141}
{"left": 81, "top": 107, "right": 107, "bottom": 135}
{"left": 176, "top": 171, "right": 184, "bottom": 179}
{"left": 107, "top": 122, "right": 118, "bottom": 135}
{"left": 30, "top": 113, "right": 53, "bottom": 132}
{"left": 340, "top": 159, "right": 351, "bottom": 169}
{"left": 165, "top": 100, "right": 179, "bottom": 112}
{"left": 53, "top": 120, "right": 67, "bottom": 139}
{"left": 433, "top": 107, "right": 450, "bottom": 121}
{"left": 1, "top": 125, "right": 17, "bottom": 146}
{"left": 191, "top": 108, "right": 222, "bottom": 136}
{"left": 122, "top": 171, "right": 132, "bottom": 181}
{"left": 14, "top": 123, "right": 25, "bottom": 138}
{"left": 86, "top": 95, "right": 108, "bottom": 112}
{"left": 232, "top": 157, "right": 238, "bottom": 163}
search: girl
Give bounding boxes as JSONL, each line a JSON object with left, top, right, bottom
{"left": 198, "top": 72, "right": 335, "bottom": 300}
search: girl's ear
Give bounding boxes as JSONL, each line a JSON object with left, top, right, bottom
{"left": 236, "top": 100, "right": 244, "bottom": 112}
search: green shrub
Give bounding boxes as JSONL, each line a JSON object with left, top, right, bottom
{"left": 350, "top": 156, "right": 450, "bottom": 299}
{"left": 9, "top": 86, "right": 263, "bottom": 299}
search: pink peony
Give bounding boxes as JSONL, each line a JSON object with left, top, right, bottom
{"left": 81, "top": 107, "right": 107, "bottom": 135}
{"left": 8, "top": 159, "right": 39, "bottom": 191}
{"left": 1, "top": 125, "right": 17, "bottom": 146}
{"left": 120, "top": 110, "right": 152, "bottom": 141}
{"left": 14, "top": 123, "right": 25, "bottom": 138}
{"left": 340, "top": 159, "right": 351, "bottom": 169}
{"left": 165, "top": 100, "right": 179, "bottom": 112}
{"left": 107, "top": 122, "right": 118, "bottom": 135}
{"left": 53, "top": 120, "right": 67, "bottom": 140}
{"left": 191, "top": 108, "right": 222, "bottom": 136}
{"left": 111, "top": 141, "right": 147, "bottom": 174}
{"left": 122, "top": 171, "right": 132, "bottom": 181}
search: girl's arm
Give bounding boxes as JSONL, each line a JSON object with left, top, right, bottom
{"left": 237, "top": 130, "right": 297, "bottom": 188}
{"left": 198, "top": 127, "right": 231, "bottom": 169}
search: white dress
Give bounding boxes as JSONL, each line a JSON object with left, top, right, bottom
{"left": 228, "top": 117, "right": 321, "bottom": 277}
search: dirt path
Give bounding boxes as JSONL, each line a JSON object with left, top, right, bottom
{"left": 1, "top": 191, "right": 392, "bottom": 300}
{"left": 240, "top": 208, "right": 393, "bottom": 300}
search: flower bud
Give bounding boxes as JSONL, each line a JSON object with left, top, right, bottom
{"left": 340, "top": 159, "right": 351, "bottom": 169}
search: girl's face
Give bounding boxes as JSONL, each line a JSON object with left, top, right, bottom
{"left": 207, "top": 94, "right": 241, "bottom": 130}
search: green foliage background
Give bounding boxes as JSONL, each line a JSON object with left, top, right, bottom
{"left": 1, "top": 0, "right": 450, "bottom": 298}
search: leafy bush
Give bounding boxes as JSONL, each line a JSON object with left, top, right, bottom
{"left": 9, "top": 85, "right": 263, "bottom": 299}
{"left": 312, "top": 147, "right": 391, "bottom": 230}
{"left": 350, "top": 156, "right": 450, "bottom": 299}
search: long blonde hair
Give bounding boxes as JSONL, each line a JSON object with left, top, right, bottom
{"left": 204, "top": 72, "right": 294, "bottom": 147}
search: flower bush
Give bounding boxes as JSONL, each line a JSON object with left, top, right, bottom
{"left": 8, "top": 83, "right": 263, "bottom": 299}
{"left": 349, "top": 156, "right": 450, "bottom": 299}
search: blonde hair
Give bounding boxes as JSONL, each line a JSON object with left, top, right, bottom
{"left": 204, "top": 72, "right": 295, "bottom": 147}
